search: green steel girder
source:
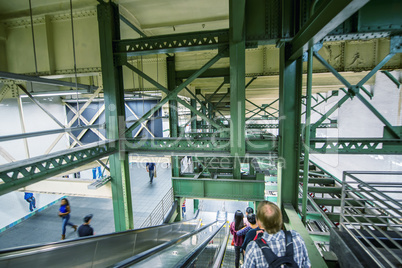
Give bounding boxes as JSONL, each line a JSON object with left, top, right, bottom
{"left": 289, "top": 0, "right": 370, "bottom": 60}
{"left": 115, "top": 29, "right": 229, "bottom": 56}
{"left": 172, "top": 177, "right": 265, "bottom": 201}
{"left": 124, "top": 49, "right": 226, "bottom": 136}
{"left": 0, "top": 141, "right": 116, "bottom": 195}
{"left": 176, "top": 68, "right": 229, "bottom": 80}
{"left": 299, "top": 178, "right": 335, "bottom": 185}
{"left": 313, "top": 198, "right": 363, "bottom": 207}
{"left": 98, "top": 1, "right": 133, "bottom": 231}
{"left": 124, "top": 137, "right": 277, "bottom": 155}
{"left": 308, "top": 186, "right": 342, "bottom": 194}
{"left": 310, "top": 138, "right": 402, "bottom": 154}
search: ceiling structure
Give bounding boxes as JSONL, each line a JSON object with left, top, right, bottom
{"left": 0, "top": 0, "right": 400, "bottom": 114}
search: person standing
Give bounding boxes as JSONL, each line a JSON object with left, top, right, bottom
{"left": 78, "top": 214, "right": 94, "bottom": 237}
{"left": 146, "top": 162, "right": 156, "bottom": 183}
{"left": 244, "top": 201, "right": 311, "bottom": 267}
{"left": 24, "top": 192, "right": 36, "bottom": 212}
{"left": 58, "top": 198, "right": 77, "bottom": 240}
{"left": 244, "top": 206, "right": 254, "bottom": 225}
{"left": 230, "top": 210, "right": 247, "bottom": 268}
{"left": 240, "top": 214, "right": 261, "bottom": 254}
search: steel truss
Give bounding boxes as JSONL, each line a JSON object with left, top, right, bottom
{"left": 0, "top": 141, "right": 115, "bottom": 195}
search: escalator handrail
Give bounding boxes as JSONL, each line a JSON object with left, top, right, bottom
{"left": 212, "top": 222, "right": 230, "bottom": 268}
{"left": 0, "top": 211, "right": 202, "bottom": 256}
{"left": 173, "top": 221, "right": 226, "bottom": 268}
{"left": 111, "top": 220, "right": 219, "bottom": 268}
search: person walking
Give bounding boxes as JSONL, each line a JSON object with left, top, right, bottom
{"left": 146, "top": 162, "right": 156, "bottom": 183}
{"left": 78, "top": 214, "right": 94, "bottom": 237}
{"left": 58, "top": 198, "right": 77, "bottom": 240}
{"left": 230, "top": 210, "right": 247, "bottom": 268}
{"left": 24, "top": 192, "right": 36, "bottom": 212}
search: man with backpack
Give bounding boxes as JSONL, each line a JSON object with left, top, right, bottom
{"left": 243, "top": 201, "right": 311, "bottom": 268}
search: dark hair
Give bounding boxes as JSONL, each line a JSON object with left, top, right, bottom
{"left": 246, "top": 207, "right": 254, "bottom": 214}
{"left": 234, "top": 210, "right": 244, "bottom": 231}
{"left": 256, "top": 201, "right": 282, "bottom": 234}
{"left": 247, "top": 213, "right": 256, "bottom": 225}
{"left": 61, "top": 198, "right": 70, "bottom": 206}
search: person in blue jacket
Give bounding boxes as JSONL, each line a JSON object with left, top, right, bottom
{"left": 58, "top": 198, "right": 77, "bottom": 240}
{"left": 24, "top": 192, "right": 36, "bottom": 212}
{"left": 146, "top": 162, "right": 156, "bottom": 183}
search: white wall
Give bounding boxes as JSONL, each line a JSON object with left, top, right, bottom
{"left": 308, "top": 70, "right": 402, "bottom": 177}
{"left": 0, "top": 95, "right": 69, "bottom": 165}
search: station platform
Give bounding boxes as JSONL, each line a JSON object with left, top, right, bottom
{"left": 0, "top": 163, "right": 173, "bottom": 249}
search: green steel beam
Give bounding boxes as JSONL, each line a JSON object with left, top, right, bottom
{"left": 0, "top": 141, "right": 115, "bottom": 196}
{"left": 176, "top": 68, "right": 229, "bottom": 80}
{"left": 310, "top": 138, "right": 402, "bottom": 154}
{"left": 190, "top": 99, "right": 197, "bottom": 132}
{"left": 177, "top": 99, "right": 223, "bottom": 130}
{"left": 167, "top": 56, "right": 180, "bottom": 178}
{"left": 115, "top": 29, "right": 229, "bottom": 56}
{"left": 302, "top": 47, "right": 313, "bottom": 224}
{"left": 381, "top": 70, "right": 401, "bottom": 88}
{"left": 283, "top": 204, "right": 328, "bottom": 267}
{"left": 355, "top": 92, "right": 400, "bottom": 139}
{"left": 125, "top": 62, "right": 169, "bottom": 95}
{"left": 98, "top": 1, "right": 133, "bottom": 231}
{"left": 124, "top": 49, "right": 225, "bottom": 136}
{"left": 313, "top": 198, "right": 363, "bottom": 207}
{"left": 124, "top": 137, "right": 277, "bottom": 155}
{"left": 308, "top": 186, "right": 342, "bottom": 194}
{"left": 311, "top": 94, "right": 350, "bottom": 134}
{"left": 119, "top": 14, "right": 146, "bottom": 38}
{"left": 289, "top": 0, "right": 370, "bottom": 61}
{"left": 278, "top": 43, "right": 303, "bottom": 209}
{"left": 172, "top": 177, "right": 265, "bottom": 201}
{"left": 299, "top": 178, "right": 335, "bottom": 185}
{"left": 229, "top": 0, "right": 246, "bottom": 159}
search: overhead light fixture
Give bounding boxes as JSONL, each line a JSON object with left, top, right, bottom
{"left": 20, "top": 90, "right": 86, "bottom": 98}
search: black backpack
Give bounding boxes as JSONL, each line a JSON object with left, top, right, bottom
{"left": 254, "top": 230, "right": 298, "bottom": 268}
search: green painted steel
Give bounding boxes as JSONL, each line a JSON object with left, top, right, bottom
{"left": 302, "top": 47, "right": 313, "bottom": 224}
{"left": 172, "top": 177, "right": 265, "bottom": 201}
{"left": 116, "top": 29, "right": 229, "bottom": 56}
{"left": 97, "top": 1, "right": 133, "bottom": 231}
{"left": 229, "top": 0, "right": 246, "bottom": 181}
{"left": 124, "top": 50, "right": 225, "bottom": 136}
{"left": 299, "top": 178, "right": 335, "bottom": 185}
{"left": 278, "top": 44, "right": 303, "bottom": 209}
{"left": 310, "top": 138, "right": 402, "bottom": 154}
{"left": 308, "top": 186, "right": 342, "bottom": 194}
{"left": 125, "top": 137, "right": 277, "bottom": 155}
{"left": 167, "top": 56, "right": 180, "bottom": 178}
{"left": 0, "top": 141, "right": 115, "bottom": 196}
{"left": 381, "top": 70, "right": 401, "bottom": 88}
{"left": 283, "top": 204, "right": 328, "bottom": 267}
{"left": 193, "top": 199, "right": 199, "bottom": 213}
{"left": 190, "top": 99, "right": 197, "bottom": 132}
{"left": 289, "top": 0, "right": 370, "bottom": 60}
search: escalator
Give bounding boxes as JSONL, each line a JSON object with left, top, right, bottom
{"left": 0, "top": 211, "right": 230, "bottom": 268}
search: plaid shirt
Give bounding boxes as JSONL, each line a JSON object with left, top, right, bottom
{"left": 244, "top": 230, "right": 311, "bottom": 268}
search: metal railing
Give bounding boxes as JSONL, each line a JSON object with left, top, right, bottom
{"left": 140, "top": 187, "right": 174, "bottom": 228}
{"left": 340, "top": 171, "right": 402, "bottom": 268}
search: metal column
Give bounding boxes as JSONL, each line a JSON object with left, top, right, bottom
{"left": 229, "top": 0, "right": 246, "bottom": 179}
{"left": 278, "top": 43, "right": 303, "bottom": 209}
{"left": 167, "top": 56, "right": 180, "bottom": 177}
{"left": 302, "top": 47, "right": 313, "bottom": 223}
{"left": 97, "top": 1, "right": 133, "bottom": 231}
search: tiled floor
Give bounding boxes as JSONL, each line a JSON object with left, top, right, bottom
{"left": 0, "top": 163, "right": 173, "bottom": 249}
